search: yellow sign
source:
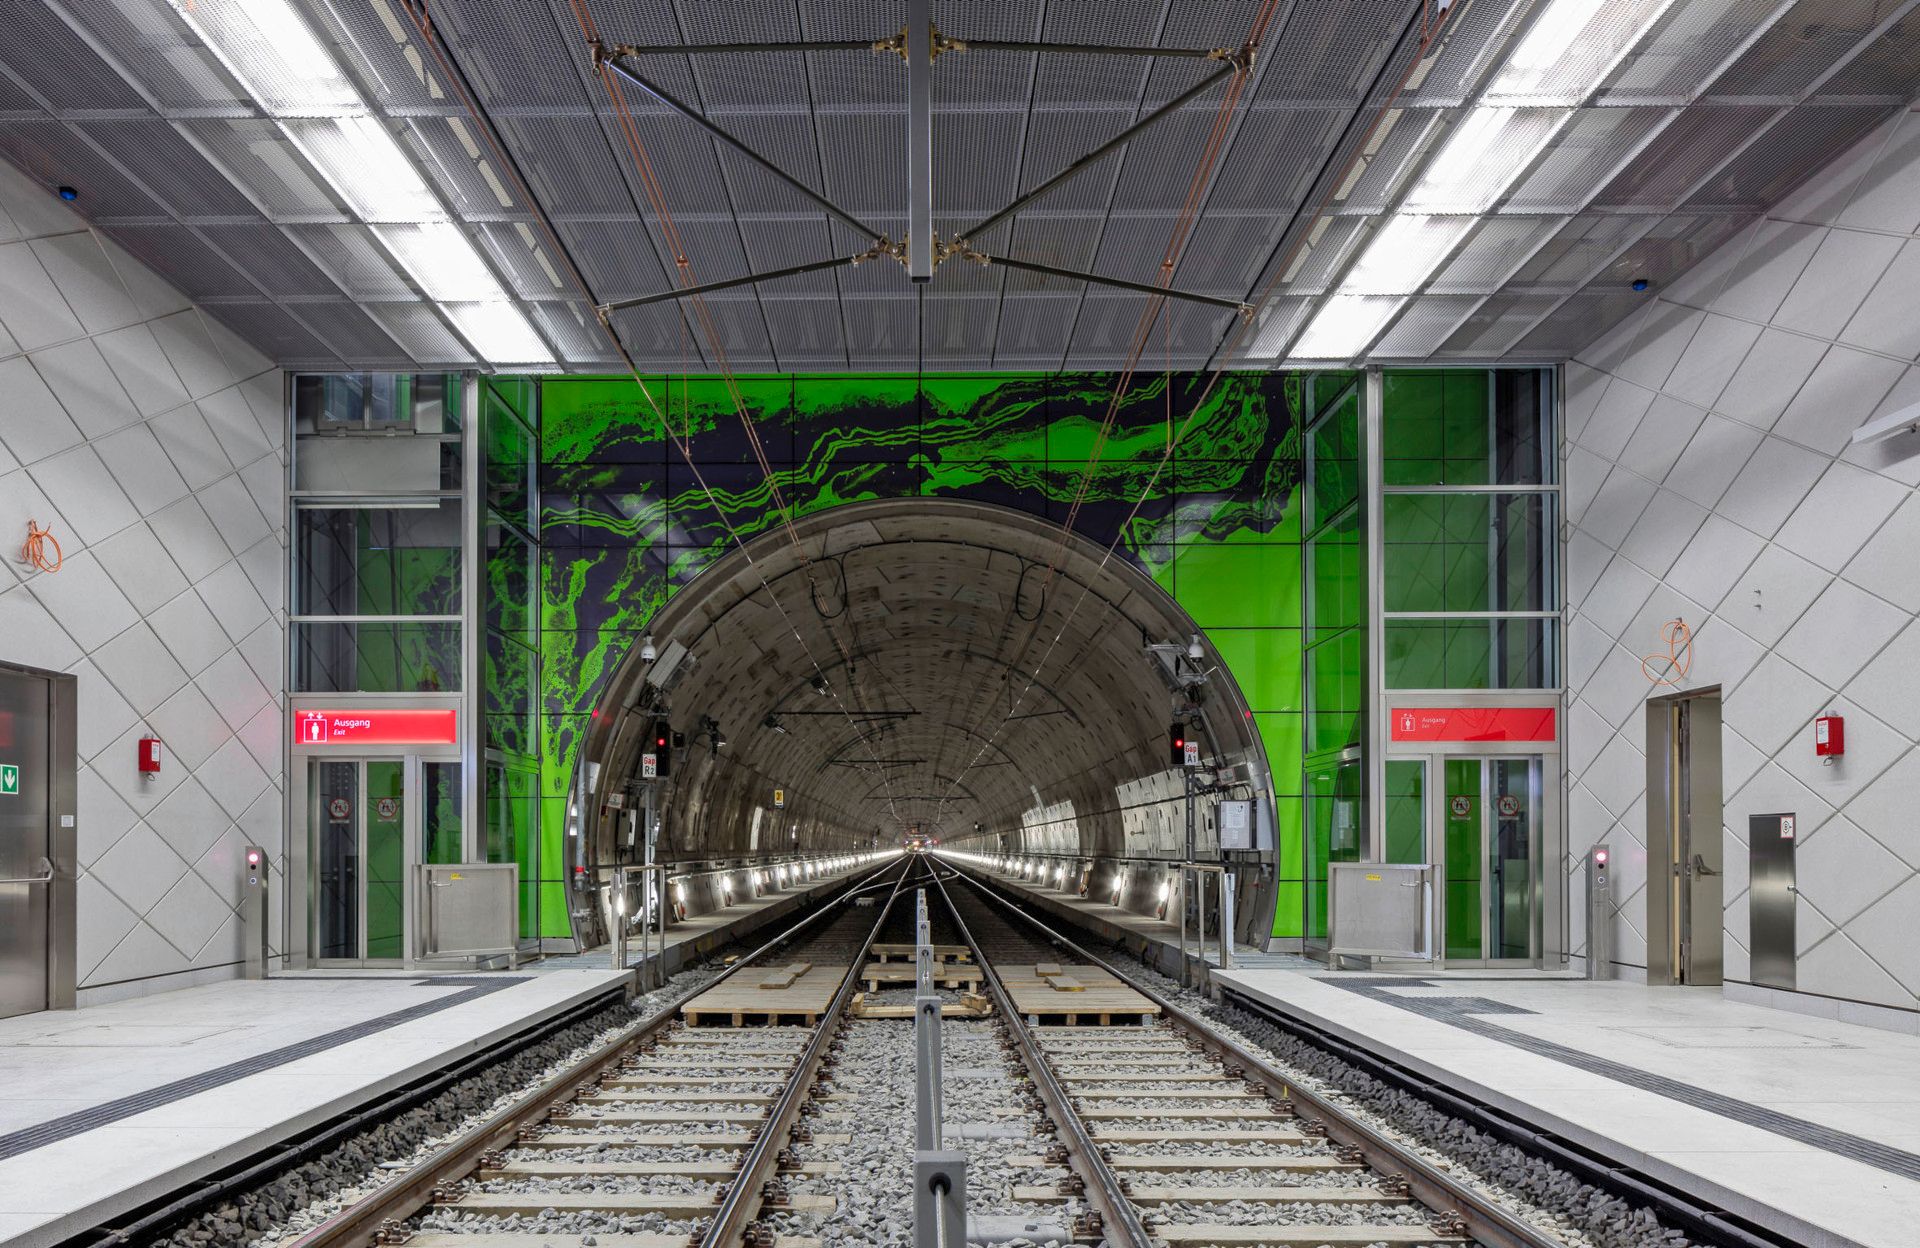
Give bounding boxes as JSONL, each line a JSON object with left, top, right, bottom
{"left": 450, "top": 873, "right": 462, "bottom": 880}
{"left": 1364, "top": 873, "right": 1382, "bottom": 881}
{"left": 773, "top": 788, "right": 786, "bottom": 809}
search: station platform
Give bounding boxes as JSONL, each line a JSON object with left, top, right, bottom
{"left": 0, "top": 864, "right": 876, "bottom": 1248}
{"left": 0, "top": 969, "right": 630, "bottom": 1248}
{"left": 1214, "top": 968, "right": 1920, "bottom": 1248}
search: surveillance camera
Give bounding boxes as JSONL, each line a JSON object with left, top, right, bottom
{"left": 639, "top": 634, "right": 657, "bottom": 663}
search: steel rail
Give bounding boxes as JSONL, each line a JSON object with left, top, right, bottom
{"left": 270, "top": 858, "right": 905, "bottom": 1248}
{"left": 698, "top": 858, "right": 917, "bottom": 1247}
{"left": 924, "top": 868, "right": 1153, "bottom": 1248}
{"left": 947, "top": 865, "right": 1571, "bottom": 1248}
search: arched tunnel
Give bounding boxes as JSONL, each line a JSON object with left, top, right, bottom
{"left": 573, "top": 498, "right": 1278, "bottom": 944}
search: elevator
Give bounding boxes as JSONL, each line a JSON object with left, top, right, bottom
{"left": 1645, "top": 690, "right": 1723, "bottom": 986}
{"left": 0, "top": 661, "right": 76, "bottom": 1018}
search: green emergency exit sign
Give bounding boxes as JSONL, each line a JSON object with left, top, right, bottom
{"left": 0, "top": 765, "right": 17, "bottom": 795}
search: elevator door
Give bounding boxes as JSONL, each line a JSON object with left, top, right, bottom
{"left": 312, "top": 758, "right": 411, "bottom": 962}
{"left": 1440, "top": 755, "right": 1541, "bottom": 964}
{"left": 0, "top": 669, "right": 54, "bottom": 1017}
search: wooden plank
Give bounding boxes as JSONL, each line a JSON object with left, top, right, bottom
{"left": 1156, "top": 1227, "right": 1466, "bottom": 1245}
{"left": 1007, "top": 1154, "right": 1357, "bottom": 1173}
{"left": 444, "top": 1193, "right": 835, "bottom": 1217}
{"left": 545, "top": 1109, "right": 768, "bottom": 1126}
{"left": 999, "top": 964, "right": 1158, "bottom": 1022}
{"left": 1090, "top": 1129, "right": 1308, "bottom": 1143}
{"left": 1068, "top": 1088, "right": 1264, "bottom": 1100}
{"left": 1075, "top": 1105, "right": 1284, "bottom": 1120}
{"left": 579, "top": 1090, "right": 776, "bottom": 1104}
{"left": 1012, "top": 1184, "right": 1402, "bottom": 1205}
{"left": 1052, "top": 1067, "right": 1228, "bottom": 1075}
{"left": 401, "top": 1237, "right": 820, "bottom": 1248}
{"left": 599, "top": 1067, "right": 779, "bottom": 1075}
{"left": 1035, "top": 961, "right": 1063, "bottom": 977}
{"left": 861, "top": 964, "right": 983, "bottom": 988}
{"left": 401, "top": 1228, "right": 821, "bottom": 1236}
{"left": 511, "top": 1132, "right": 755, "bottom": 1150}
{"left": 871, "top": 942, "right": 970, "bottom": 961}
{"left": 682, "top": 963, "right": 846, "bottom": 1025}
{"left": 480, "top": 1161, "right": 841, "bottom": 1179}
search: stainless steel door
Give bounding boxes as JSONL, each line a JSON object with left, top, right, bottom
{"left": 1749, "top": 813, "right": 1797, "bottom": 991}
{"left": 0, "top": 668, "right": 54, "bottom": 1018}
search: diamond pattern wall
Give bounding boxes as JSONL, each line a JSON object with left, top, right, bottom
{"left": 1564, "top": 103, "right": 1920, "bottom": 1031}
{"left": 0, "top": 160, "right": 284, "bottom": 1005}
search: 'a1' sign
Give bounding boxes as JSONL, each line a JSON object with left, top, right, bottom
{"left": 296, "top": 709, "right": 457, "bottom": 745}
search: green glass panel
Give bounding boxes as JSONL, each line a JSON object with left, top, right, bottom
{"left": 1443, "top": 758, "right": 1481, "bottom": 960}
{"left": 1253, "top": 713, "right": 1303, "bottom": 796}
{"left": 1303, "top": 757, "right": 1361, "bottom": 942}
{"left": 1175, "top": 534, "right": 1301, "bottom": 627}
{"left": 424, "top": 762, "right": 462, "bottom": 865}
{"left": 1381, "top": 369, "right": 1492, "bottom": 486}
{"left": 295, "top": 621, "right": 460, "bottom": 693}
{"left": 1384, "top": 619, "right": 1556, "bottom": 689}
{"left": 366, "top": 761, "right": 406, "bottom": 959}
{"left": 1271, "top": 877, "right": 1304, "bottom": 939}
{"left": 1309, "top": 408, "right": 1359, "bottom": 528}
{"left": 1305, "top": 630, "right": 1363, "bottom": 756}
{"left": 1206, "top": 627, "right": 1301, "bottom": 712}
{"left": 1490, "top": 758, "right": 1535, "bottom": 959}
{"left": 1307, "top": 508, "right": 1361, "bottom": 643}
{"left": 1384, "top": 759, "right": 1425, "bottom": 865}
{"left": 297, "top": 504, "right": 463, "bottom": 617}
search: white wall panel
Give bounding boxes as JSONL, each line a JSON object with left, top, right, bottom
{"left": 0, "top": 160, "right": 284, "bottom": 1005}
{"left": 1566, "top": 103, "right": 1920, "bottom": 1029}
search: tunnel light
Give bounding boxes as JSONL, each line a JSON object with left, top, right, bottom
{"left": 1159, "top": 882, "right": 1171, "bottom": 902}
{"left": 764, "top": 713, "right": 787, "bottom": 734}
{"left": 1187, "top": 633, "right": 1204, "bottom": 660}
{"left": 811, "top": 675, "right": 831, "bottom": 697}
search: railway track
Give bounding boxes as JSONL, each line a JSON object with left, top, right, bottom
{"left": 225, "top": 854, "right": 1602, "bottom": 1248}
{"left": 265, "top": 858, "right": 913, "bottom": 1248}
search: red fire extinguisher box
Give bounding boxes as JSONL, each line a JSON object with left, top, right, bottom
{"left": 138, "top": 738, "right": 162, "bottom": 772}
{"left": 1815, "top": 716, "right": 1844, "bottom": 758}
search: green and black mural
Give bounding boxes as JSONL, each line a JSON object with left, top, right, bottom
{"left": 521, "top": 371, "right": 1360, "bottom": 940}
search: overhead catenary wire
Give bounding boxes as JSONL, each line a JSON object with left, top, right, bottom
{"left": 405, "top": 0, "right": 908, "bottom": 829}
{"left": 928, "top": 0, "right": 1454, "bottom": 838}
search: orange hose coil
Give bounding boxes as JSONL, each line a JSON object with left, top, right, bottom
{"left": 22, "top": 520, "right": 61, "bottom": 574}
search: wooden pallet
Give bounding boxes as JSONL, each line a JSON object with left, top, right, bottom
{"left": 1000, "top": 964, "right": 1160, "bottom": 1026}
{"left": 861, "top": 963, "right": 984, "bottom": 992}
{"left": 1014, "top": 1183, "right": 1404, "bottom": 1205}
{"left": 850, "top": 990, "right": 993, "bottom": 1019}
{"left": 1156, "top": 1227, "right": 1466, "bottom": 1245}
{"left": 441, "top": 1192, "right": 836, "bottom": 1217}
{"left": 681, "top": 963, "right": 847, "bottom": 1026}
{"left": 870, "top": 942, "right": 972, "bottom": 962}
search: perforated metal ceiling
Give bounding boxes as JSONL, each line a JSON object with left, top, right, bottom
{"left": 1, "top": 0, "right": 1914, "bottom": 372}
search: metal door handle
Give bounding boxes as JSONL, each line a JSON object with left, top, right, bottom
{"left": 0, "top": 857, "right": 56, "bottom": 885}
{"left": 428, "top": 881, "right": 454, "bottom": 888}
{"left": 1691, "top": 854, "right": 1719, "bottom": 877}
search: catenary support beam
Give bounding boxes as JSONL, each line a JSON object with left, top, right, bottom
{"left": 602, "top": 55, "right": 887, "bottom": 244}
{"left": 907, "top": 0, "right": 934, "bottom": 281}
{"left": 978, "top": 253, "right": 1251, "bottom": 313}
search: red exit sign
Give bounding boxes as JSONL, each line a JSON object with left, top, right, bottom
{"left": 295, "top": 709, "right": 457, "bottom": 745}
{"left": 1391, "top": 706, "right": 1556, "bottom": 743}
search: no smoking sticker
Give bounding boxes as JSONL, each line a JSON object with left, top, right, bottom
{"left": 376, "top": 797, "right": 399, "bottom": 820}
{"left": 1498, "top": 794, "right": 1522, "bottom": 818}
{"left": 1449, "top": 795, "right": 1472, "bottom": 817}
{"left": 327, "top": 797, "right": 350, "bottom": 821}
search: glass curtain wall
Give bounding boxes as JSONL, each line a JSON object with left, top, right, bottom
{"left": 479, "top": 378, "right": 546, "bottom": 943}
{"left": 1380, "top": 370, "right": 1557, "bottom": 689}
{"left": 1301, "top": 373, "right": 1363, "bottom": 947}
{"left": 292, "top": 373, "right": 467, "bottom": 959}
{"left": 292, "top": 374, "right": 465, "bottom": 692}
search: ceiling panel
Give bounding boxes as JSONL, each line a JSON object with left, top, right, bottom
{"left": 0, "top": 0, "right": 1904, "bottom": 372}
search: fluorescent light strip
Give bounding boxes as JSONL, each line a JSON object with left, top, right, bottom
{"left": 1288, "top": 0, "right": 1675, "bottom": 359}
{"left": 169, "top": 0, "right": 550, "bottom": 365}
